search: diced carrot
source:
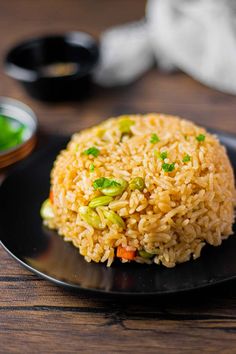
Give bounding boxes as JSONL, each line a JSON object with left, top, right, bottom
{"left": 49, "top": 190, "right": 54, "bottom": 204}
{"left": 117, "top": 246, "right": 136, "bottom": 260}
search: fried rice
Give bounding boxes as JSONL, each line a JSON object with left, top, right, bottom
{"left": 42, "top": 114, "right": 236, "bottom": 267}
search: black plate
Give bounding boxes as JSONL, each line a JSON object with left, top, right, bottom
{"left": 0, "top": 131, "right": 236, "bottom": 295}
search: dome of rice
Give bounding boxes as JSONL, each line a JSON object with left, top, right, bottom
{"left": 43, "top": 114, "right": 236, "bottom": 267}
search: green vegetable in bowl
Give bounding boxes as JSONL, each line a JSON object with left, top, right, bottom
{"left": 0, "top": 115, "right": 26, "bottom": 151}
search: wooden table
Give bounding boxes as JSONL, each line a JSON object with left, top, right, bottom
{"left": 1, "top": 1, "right": 236, "bottom": 353}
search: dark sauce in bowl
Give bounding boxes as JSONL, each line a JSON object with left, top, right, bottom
{"left": 40, "top": 62, "right": 79, "bottom": 77}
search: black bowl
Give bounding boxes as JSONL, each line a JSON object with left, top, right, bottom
{"left": 4, "top": 32, "right": 99, "bottom": 101}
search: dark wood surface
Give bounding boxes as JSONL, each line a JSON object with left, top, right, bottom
{"left": 1, "top": 1, "right": 236, "bottom": 353}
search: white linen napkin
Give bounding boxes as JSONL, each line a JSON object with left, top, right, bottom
{"left": 95, "top": 0, "right": 236, "bottom": 95}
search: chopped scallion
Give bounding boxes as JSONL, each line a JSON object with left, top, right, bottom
{"left": 150, "top": 133, "right": 160, "bottom": 144}
{"left": 93, "top": 177, "right": 121, "bottom": 190}
{"left": 196, "top": 134, "right": 205, "bottom": 142}
{"left": 183, "top": 154, "right": 191, "bottom": 162}
{"left": 83, "top": 146, "right": 100, "bottom": 157}
{"left": 159, "top": 151, "right": 167, "bottom": 160}
{"left": 162, "top": 162, "right": 175, "bottom": 172}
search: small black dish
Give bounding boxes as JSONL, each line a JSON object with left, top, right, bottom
{"left": 0, "top": 97, "right": 38, "bottom": 169}
{"left": 0, "top": 130, "right": 236, "bottom": 296}
{"left": 4, "top": 32, "right": 99, "bottom": 101}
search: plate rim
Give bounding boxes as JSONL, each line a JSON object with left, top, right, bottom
{"left": 2, "top": 238, "right": 236, "bottom": 296}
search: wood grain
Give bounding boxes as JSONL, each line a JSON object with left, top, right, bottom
{"left": 1, "top": 1, "right": 236, "bottom": 353}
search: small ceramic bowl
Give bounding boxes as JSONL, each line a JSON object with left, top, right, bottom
{"left": 4, "top": 32, "right": 99, "bottom": 101}
{"left": 0, "top": 97, "right": 37, "bottom": 170}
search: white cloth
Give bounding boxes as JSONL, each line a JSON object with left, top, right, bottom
{"left": 94, "top": 0, "right": 236, "bottom": 95}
